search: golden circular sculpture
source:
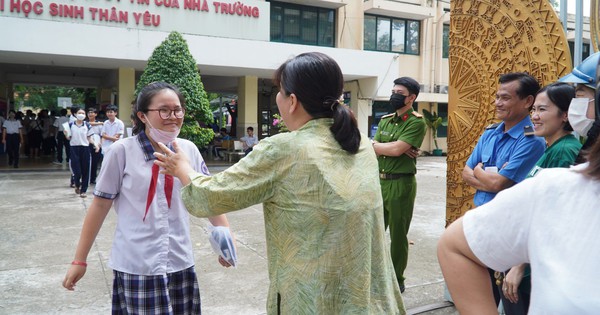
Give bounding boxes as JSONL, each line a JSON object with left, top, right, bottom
{"left": 447, "top": 0, "right": 572, "bottom": 225}
{"left": 591, "top": 0, "right": 600, "bottom": 51}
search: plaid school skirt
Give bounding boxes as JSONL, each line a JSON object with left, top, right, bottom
{"left": 112, "top": 266, "right": 201, "bottom": 314}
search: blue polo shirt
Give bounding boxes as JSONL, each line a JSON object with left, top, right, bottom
{"left": 466, "top": 116, "right": 545, "bottom": 206}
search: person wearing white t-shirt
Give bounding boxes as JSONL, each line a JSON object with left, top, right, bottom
{"left": 438, "top": 137, "right": 600, "bottom": 314}
{"left": 53, "top": 108, "right": 71, "bottom": 164}
{"left": 2, "top": 110, "right": 24, "bottom": 168}
{"left": 87, "top": 107, "right": 104, "bottom": 184}
{"left": 0, "top": 112, "right": 5, "bottom": 134}
{"left": 65, "top": 108, "right": 99, "bottom": 198}
{"left": 100, "top": 105, "right": 124, "bottom": 155}
{"left": 240, "top": 126, "right": 258, "bottom": 155}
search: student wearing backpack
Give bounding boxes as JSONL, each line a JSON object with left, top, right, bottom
{"left": 65, "top": 108, "right": 100, "bottom": 198}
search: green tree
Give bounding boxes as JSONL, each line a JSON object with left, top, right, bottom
{"left": 136, "top": 31, "right": 214, "bottom": 148}
{"left": 13, "top": 85, "right": 95, "bottom": 111}
{"left": 422, "top": 109, "right": 447, "bottom": 151}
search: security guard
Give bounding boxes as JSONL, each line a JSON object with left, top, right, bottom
{"left": 462, "top": 72, "right": 545, "bottom": 311}
{"left": 463, "top": 73, "right": 545, "bottom": 207}
{"left": 373, "top": 77, "right": 426, "bottom": 293}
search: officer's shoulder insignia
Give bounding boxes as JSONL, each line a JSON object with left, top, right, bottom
{"left": 523, "top": 125, "right": 535, "bottom": 136}
{"left": 381, "top": 113, "right": 395, "bottom": 119}
{"left": 485, "top": 122, "right": 501, "bottom": 130}
{"left": 412, "top": 111, "right": 423, "bottom": 118}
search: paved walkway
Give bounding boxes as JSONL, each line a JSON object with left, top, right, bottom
{"left": 0, "top": 156, "right": 457, "bottom": 314}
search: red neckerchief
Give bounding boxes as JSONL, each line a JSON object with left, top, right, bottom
{"left": 143, "top": 164, "right": 174, "bottom": 221}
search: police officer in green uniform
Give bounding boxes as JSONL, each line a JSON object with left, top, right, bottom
{"left": 373, "top": 77, "right": 426, "bottom": 293}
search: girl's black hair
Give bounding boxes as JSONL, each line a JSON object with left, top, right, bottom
{"left": 536, "top": 82, "right": 576, "bottom": 131}
{"left": 132, "top": 82, "right": 185, "bottom": 135}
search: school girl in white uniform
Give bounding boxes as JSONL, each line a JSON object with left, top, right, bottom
{"left": 66, "top": 108, "right": 98, "bottom": 198}
{"left": 62, "top": 82, "right": 232, "bottom": 314}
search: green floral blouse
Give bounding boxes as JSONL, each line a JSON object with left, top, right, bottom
{"left": 182, "top": 118, "right": 405, "bottom": 314}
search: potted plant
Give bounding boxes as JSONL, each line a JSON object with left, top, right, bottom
{"left": 272, "top": 113, "right": 289, "bottom": 133}
{"left": 422, "top": 109, "right": 447, "bottom": 156}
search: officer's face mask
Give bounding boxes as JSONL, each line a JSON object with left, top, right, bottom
{"left": 568, "top": 98, "right": 595, "bottom": 137}
{"left": 390, "top": 93, "right": 407, "bottom": 111}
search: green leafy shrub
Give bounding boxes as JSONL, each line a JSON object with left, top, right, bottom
{"left": 136, "top": 31, "right": 214, "bottom": 148}
{"left": 422, "top": 109, "right": 447, "bottom": 150}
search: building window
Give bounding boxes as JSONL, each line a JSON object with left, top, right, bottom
{"left": 568, "top": 41, "right": 590, "bottom": 64}
{"left": 442, "top": 24, "right": 449, "bottom": 59}
{"left": 370, "top": 101, "right": 421, "bottom": 137}
{"left": 270, "top": 2, "right": 335, "bottom": 47}
{"left": 370, "top": 100, "right": 390, "bottom": 137}
{"left": 437, "top": 103, "right": 448, "bottom": 137}
{"left": 364, "top": 14, "right": 420, "bottom": 54}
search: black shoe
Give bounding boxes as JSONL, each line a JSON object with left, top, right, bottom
{"left": 400, "top": 284, "right": 405, "bottom": 293}
{"left": 90, "top": 181, "right": 96, "bottom": 185}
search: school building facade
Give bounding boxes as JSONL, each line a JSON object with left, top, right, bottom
{"left": 1, "top": 0, "right": 451, "bottom": 153}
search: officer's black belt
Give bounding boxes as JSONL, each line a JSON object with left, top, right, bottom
{"left": 379, "top": 173, "right": 414, "bottom": 180}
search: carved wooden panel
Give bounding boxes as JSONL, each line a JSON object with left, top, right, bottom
{"left": 447, "top": 0, "right": 572, "bottom": 225}
{"left": 592, "top": 0, "right": 600, "bottom": 51}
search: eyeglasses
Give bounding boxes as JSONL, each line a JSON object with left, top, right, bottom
{"left": 147, "top": 108, "right": 185, "bottom": 119}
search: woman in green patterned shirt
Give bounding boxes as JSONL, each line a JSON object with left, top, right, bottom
{"left": 155, "top": 52, "right": 405, "bottom": 314}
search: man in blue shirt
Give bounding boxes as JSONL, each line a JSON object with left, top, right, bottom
{"left": 463, "top": 72, "right": 545, "bottom": 207}
{"left": 461, "top": 72, "right": 545, "bottom": 313}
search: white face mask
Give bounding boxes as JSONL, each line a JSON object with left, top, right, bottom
{"left": 76, "top": 114, "right": 86, "bottom": 121}
{"left": 568, "top": 98, "right": 595, "bottom": 137}
{"left": 144, "top": 114, "right": 180, "bottom": 144}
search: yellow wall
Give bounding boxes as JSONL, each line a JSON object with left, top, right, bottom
{"left": 117, "top": 67, "right": 135, "bottom": 128}
{"left": 337, "top": 0, "right": 363, "bottom": 50}
{"left": 0, "top": 82, "right": 12, "bottom": 109}
{"left": 237, "top": 76, "right": 258, "bottom": 138}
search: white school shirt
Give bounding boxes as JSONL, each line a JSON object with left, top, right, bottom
{"left": 68, "top": 122, "right": 93, "bottom": 146}
{"left": 94, "top": 132, "right": 210, "bottom": 275}
{"left": 463, "top": 164, "right": 600, "bottom": 314}
{"left": 101, "top": 118, "right": 124, "bottom": 153}
{"left": 240, "top": 134, "right": 259, "bottom": 147}
{"left": 53, "top": 116, "right": 69, "bottom": 132}
{"left": 3, "top": 119, "right": 22, "bottom": 134}
{"left": 88, "top": 122, "right": 103, "bottom": 147}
